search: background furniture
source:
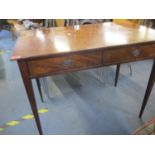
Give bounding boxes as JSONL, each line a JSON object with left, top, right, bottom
{"left": 0, "top": 20, "right": 13, "bottom": 31}
{"left": 134, "top": 117, "right": 155, "bottom": 134}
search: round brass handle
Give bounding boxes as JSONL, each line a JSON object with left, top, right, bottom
{"left": 132, "top": 49, "right": 141, "bottom": 57}
{"left": 63, "top": 59, "right": 74, "bottom": 67}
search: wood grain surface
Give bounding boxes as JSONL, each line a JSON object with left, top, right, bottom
{"left": 11, "top": 22, "right": 155, "bottom": 60}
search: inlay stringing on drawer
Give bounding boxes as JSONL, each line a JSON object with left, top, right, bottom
{"left": 27, "top": 51, "right": 102, "bottom": 77}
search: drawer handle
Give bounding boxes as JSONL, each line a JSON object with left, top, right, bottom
{"left": 132, "top": 49, "right": 141, "bottom": 57}
{"left": 63, "top": 59, "right": 74, "bottom": 67}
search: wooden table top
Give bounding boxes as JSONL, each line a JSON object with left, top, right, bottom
{"left": 11, "top": 22, "right": 155, "bottom": 61}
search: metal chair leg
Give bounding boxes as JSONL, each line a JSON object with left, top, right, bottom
{"left": 36, "top": 78, "right": 44, "bottom": 103}
{"left": 127, "top": 63, "right": 132, "bottom": 76}
{"left": 115, "top": 64, "right": 120, "bottom": 87}
{"left": 42, "top": 77, "right": 51, "bottom": 100}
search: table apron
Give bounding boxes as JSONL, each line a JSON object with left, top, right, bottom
{"left": 25, "top": 45, "right": 155, "bottom": 78}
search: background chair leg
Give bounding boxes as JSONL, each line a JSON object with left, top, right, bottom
{"left": 36, "top": 78, "right": 44, "bottom": 103}
{"left": 128, "top": 63, "right": 132, "bottom": 76}
{"left": 115, "top": 64, "right": 120, "bottom": 87}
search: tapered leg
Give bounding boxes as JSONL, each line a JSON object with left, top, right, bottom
{"left": 115, "top": 64, "right": 120, "bottom": 87}
{"left": 139, "top": 60, "right": 155, "bottom": 118}
{"left": 18, "top": 61, "right": 43, "bottom": 135}
{"left": 36, "top": 78, "right": 44, "bottom": 103}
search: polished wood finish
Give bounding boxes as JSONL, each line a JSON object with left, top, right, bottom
{"left": 103, "top": 45, "right": 155, "bottom": 65}
{"left": 11, "top": 22, "right": 155, "bottom": 134}
{"left": 139, "top": 60, "right": 155, "bottom": 118}
{"left": 28, "top": 51, "right": 102, "bottom": 77}
{"left": 18, "top": 61, "right": 43, "bottom": 135}
{"left": 11, "top": 22, "right": 155, "bottom": 61}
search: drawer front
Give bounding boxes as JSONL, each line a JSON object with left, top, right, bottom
{"left": 103, "top": 45, "right": 155, "bottom": 65}
{"left": 28, "top": 51, "right": 102, "bottom": 77}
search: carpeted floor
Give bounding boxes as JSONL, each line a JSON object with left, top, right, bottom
{"left": 0, "top": 30, "right": 15, "bottom": 51}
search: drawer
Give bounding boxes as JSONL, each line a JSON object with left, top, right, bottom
{"left": 28, "top": 51, "right": 102, "bottom": 77}
{"left": 103, "top": 44, "right": 155, "bottom": 65}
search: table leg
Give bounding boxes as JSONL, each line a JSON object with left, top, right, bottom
{"left": 18, "top": 61, "right": 43, "bottom": 135}
{"left": 115, "top": 64, "right": 120, "bottom": 86}
{"left": 139, "top": 60, "right": 155, "bottom": 118}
